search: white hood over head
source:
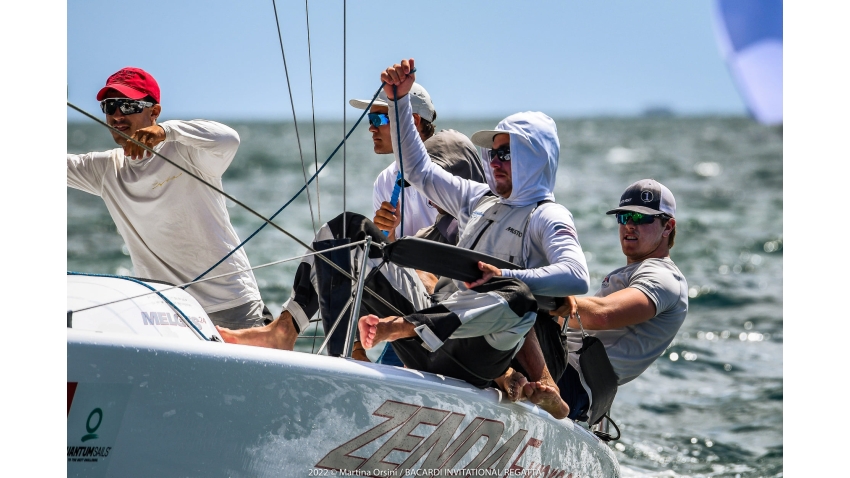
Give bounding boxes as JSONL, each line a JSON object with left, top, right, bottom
{"left": 474, "top": 112, "right": 560, "bottom": 207}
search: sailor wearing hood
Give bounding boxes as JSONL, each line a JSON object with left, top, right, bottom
{"left": 220, "top": 60, "right": 589, "bottom": 408}
{"left": 356, "top": 59, "right": 590, "bottom": 402}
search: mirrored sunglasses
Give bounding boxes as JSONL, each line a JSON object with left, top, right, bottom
{"left": 616, "top": 211, "right": 665, "bottom": 225}
{"left": 487, "top": 146, "right": 511, "bottom": 164}
{"left": 368, "top": 113, "right": 389, "bottom": 127}
{"left": 100, "top": 98, "right": 154, "bottom": 115}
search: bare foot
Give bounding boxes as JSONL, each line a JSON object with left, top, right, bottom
{"left": 216, "top": 310, "right": 299, "bottom": 351}
{"left": 523, "top": 382, "right": 570, "bottom": 420}
{"left": 494, "top": 368, "right": 529, "bottom": 402}
{"left": 358, "top": 315, "right": 416, "bottom": 349}
{"left": 358, "top": 315, "right": 381, "bottom": 349}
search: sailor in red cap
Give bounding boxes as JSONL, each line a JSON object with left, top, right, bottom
{"left": 68, "top": 67, "right": 271, "bottom": 329}
{"left": 94, "top": 67, "right": 163, "bottom": 158}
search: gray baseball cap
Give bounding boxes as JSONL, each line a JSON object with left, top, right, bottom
{"left": 606, "top": 179, "right": 676, "bottom": 217}
{"left": 348, "top": 82, "right": 436, "bottom": 122}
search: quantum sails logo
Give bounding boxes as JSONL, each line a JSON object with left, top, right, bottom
{"left": 67, "top": 385, "right": 111, "bottom": 463}
{"left": 315, "top": 400, "right": 574, "bottom": 477}
{"left": 67, "top": 382, "right": 130, "bottom": 474}
{"left": 67, "top": 444, "right": 112, "bottom": 462}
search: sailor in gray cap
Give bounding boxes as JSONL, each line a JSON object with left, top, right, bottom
{"left": 544, "top": 179, "right": 689, "bottom": 424}
{"left": 350, "top": 83, "right": 484, "bottom": 242}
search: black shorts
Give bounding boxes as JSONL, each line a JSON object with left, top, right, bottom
{"left": 559, "top": 364, "right": 590, "bottom": 422}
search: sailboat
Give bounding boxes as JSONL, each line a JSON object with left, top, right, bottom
{"left": 68, "top": 272, "right": 620, "bottom": 477}
{"left": 67, "top": 4, "right": 622, "bottom": 477}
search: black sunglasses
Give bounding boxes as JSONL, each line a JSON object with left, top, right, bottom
{"left": 616, "top": 212, "right": 667, "bottom": 225}
{"left": 100, "top": 98, "right": 154, "bottom": 115}
{"left": 368, "top": 112, "right": 389, "bottom": 128}
{"left": 487, "top": 146, "right": 511, "bottom": 164}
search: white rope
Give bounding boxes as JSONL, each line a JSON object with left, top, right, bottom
{"left": 69, "top": 239, "right": 368, "bottom": 314}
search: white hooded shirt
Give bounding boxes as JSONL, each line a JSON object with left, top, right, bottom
{"left": 388, "top": 97, "right": 589, "bottom": 297}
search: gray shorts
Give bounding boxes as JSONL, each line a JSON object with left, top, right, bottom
{"left": 207, "top": 300, "right": 272, "bottom": 330}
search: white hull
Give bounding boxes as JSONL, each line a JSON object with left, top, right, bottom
{"left": 67, "top": 276, "right": 620, "bottom": 477}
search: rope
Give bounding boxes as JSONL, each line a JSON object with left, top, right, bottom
{"left": 68, "top": 240, "right": 368, "bottom": 315}
{"left": 304, "top": 0, "right": 321, "bottom": 224}
{"left": 342, "top": 0, "right": 347, "bottom": 238}
{"left": 67, "top": 271, "right": 209, "bottom": 341}
{"left": 186, "top": 85, "right": 384, "bottom": 285}
{"left": 393, "top": 84, "right": 405, "bottom": 238}
{"left": 68, "top": 96, "right": 403, "bottom": 319}
{"left": 384, "top": 73, "right": 414, "bottom": 238}
{"left": 272, "top": 0, "right": 317, "bottom": 235}
{"left": 67, "top": 102, "right": 311, "bottom": 255}
{"left": 386, "top": 170, "right": 402, "bottom": 238}
{"left": 318, "top": 253, "right": 386, "bottom": 356}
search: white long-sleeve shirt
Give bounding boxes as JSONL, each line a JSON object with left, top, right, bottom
{"left": 372, "top": 161, "right": 437, "bottom": 239}
{"left": 67, "top": 119, "right": 262, "bottom": 313}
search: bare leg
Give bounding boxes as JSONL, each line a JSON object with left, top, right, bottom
{"left": 513, "top": 327, "right": 571, "bottom": 419}
{"left": 217, "top": 310, "right": 299, "bottom": 351}
{"left": 358, "top": 315, "right": 416, "bottom": 349}
{"left": 494, "top": 367, "right": 529, "bottom": 402}
{"left": 415, "top": 270, "right": 438, "bottom": 295}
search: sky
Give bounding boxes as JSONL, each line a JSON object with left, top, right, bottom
{"left": 66, "top": 0, "right": 746, "bottom": 121}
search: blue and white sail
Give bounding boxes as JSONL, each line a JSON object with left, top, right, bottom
{"left": 712, "top": 0, "right": 783, "bottom": 125}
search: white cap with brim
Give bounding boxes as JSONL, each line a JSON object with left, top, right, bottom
{"left": 348, "top": 82, "right": 436, "bottom": 122}
{"left": 470, "top": 130, "right": 509, "bottom": 149}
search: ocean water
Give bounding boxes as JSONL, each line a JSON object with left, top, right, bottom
{"left": 67, "top": 116, "right": 783, "bottom": 477}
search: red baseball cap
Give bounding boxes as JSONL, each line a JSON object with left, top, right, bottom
{"left": 96, "top": 67, "right": 161, "bottom": 103}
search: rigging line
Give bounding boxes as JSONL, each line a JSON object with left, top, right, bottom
{"left": 70, "top": 236, "right": 405, "bottom": 319}
{"left": 66, "top": 101, "right": 403, "bottom": 316}
{"left": 68, "top": 102, "right": 311, "bottom": 251}
{"left": 393, "top": 84, "right": 405, "bottom": 238}
{"left": 343, "top": 0, "right": 347, "bottom": 238}
{"left": 68, "top": 240, "right": 369, "bottom": 315}
{"left": 187, "top": 84, "right": 383, "bottom": 284}
{"left": 316, "top": 297, "right": 353, "bottom": 355}
{"left": 304, "top": 0, "right": 321, "bottom": 224}
{"left": 68, "top": 272, "right": 210, "bottom": 341}
{"left": 310, "top": 312, "right": 321, "bottom": 354}
{"left": 272, "top": 0, "right": 317, "bottom": 235}
{"left": 68, "top": 102, "right": 308, "bottom": 250}
{"left": 303, "top": 0, "right": 326, "bottom": 349}
{"left": 382, "top": 69, "right": 416, "bottom": 239}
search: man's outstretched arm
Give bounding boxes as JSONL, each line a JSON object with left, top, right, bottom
{"left": 551, "top": 288, "right": 657, "bottom": 331}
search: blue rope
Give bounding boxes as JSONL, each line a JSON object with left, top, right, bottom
{"left": 385, "top": 81, "right": 410, "bottom": 238}
{"left": 68, "top": 271, "right": 210, "bottom": 341}
{"left": 188, "top": 84, "right": 385, "bottom": 286}
{"left": 385, "top": 170, "right": 402, "bottom": 237}
{"left": 393, "top": 84, "right": 405, "bottom": 239}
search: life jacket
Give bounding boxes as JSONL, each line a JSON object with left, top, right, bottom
{"left": 456, "top": 193, "right": 550, "bottom": 268}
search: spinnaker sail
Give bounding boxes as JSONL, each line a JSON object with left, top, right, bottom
{"left": 711, "top": 0, "right": 783, "bottom": 125}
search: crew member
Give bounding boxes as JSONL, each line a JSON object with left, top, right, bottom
{"left": 68, "top": 67, "right": 269, "bottom": 329}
